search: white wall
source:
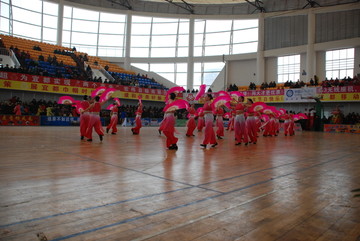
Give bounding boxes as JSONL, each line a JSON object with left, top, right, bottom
{"left": 227, "top": 59, "right": 256, "bottom": 88}
{"left": 265, "top": 57, "right": 277, "bottom": 83}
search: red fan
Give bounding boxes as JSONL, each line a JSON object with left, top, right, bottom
{"left": 211, "top": 95, "right": 232, "bottom": 109}
{"left": 100, "top": 88, "right": 117, "bottom": 102}
{"left": 58, "top": 96, "right": 76, "bottom": 105}
{"left": 106, "top": 104, "right": 115, "bottom": 110}
{"left": 249, "top": 102, "right": 267, "bottom": 112}
{"left": 165, "top": 86, "right": 185, "bottom": 101}
{"left": 262, "top": 106, "right": 277, "bottom": 115}
{"left": 261, "top": 114, "right": 270, "bottom": 122}
{"left": 218, "top": 91, "right": 230, "bottom": 97}
{"left": 293, "top": 114, "right": 301, "bottom": 121}
{"left": 91, "top": 87, "right": 107, "bottom": 98}
{"left": 195, "top": 84, "right": 206, "bottom": 100}
{"left": 279, "top": 108, "right": 287, "bottom": 115}
{"left": 230, "top": 91, "right": 244, "bottom": 99}
{"left": 197, "top": 107, "right": 204, "bottom": 114}
{"left": 113, "top": 98, "right": 121, "bottom": 106}
{"left": 163, "top": 99, "right": 189, "bottom": 112}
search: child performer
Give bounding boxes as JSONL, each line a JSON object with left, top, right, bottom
{"left": 215, "top": 105, "right": 225, "bottom": 139}
{"left": 245, "top": 98, "right": 257, "bottom": 144}
{"left": 200, "top": 94, "right": 217, "bottom": 148}
{"left": 80, "top": 95, "right": 91, "bottom": 140}
{"left": 186, "top": 103, "right": 197, "bottom": 137}
{"left": 234, "top": 96, "right": 248, "bottom": 145}
{"left": 163, "top": 93, "right": 178, "bottom": 150}
{"left": 131, "top": 102, "right": 143, "bottom": 135}
{"left": 106, "top": 102, "right": 119, "bottom": 135}
{"left": 83, "top": 95, "right": 105, "bottom": 142}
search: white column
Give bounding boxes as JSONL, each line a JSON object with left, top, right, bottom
{"left": 306, "top": 9, "right": 316, "bottom": 82}
{"left": 56, "top": 0, "right": 64, "bottom": 46}
{"left": 187, "top": 17, "right": 194, "bottom": 90}
{"left": 256, "top": 13, "right": 265, "bottom": 84}
{"left": 124, "top": 12, "right": 132, "bottom": 70}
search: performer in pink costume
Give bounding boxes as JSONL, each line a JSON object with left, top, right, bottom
{"left": 163, "top": 93, "right": 178, "bottom": 150}
{"left": 83, "top": 95, "right": 104, "bottom": 142}
{"left": 245, "top": 98, "right": 257, "bottom": 144}
{"left": 263, "top": 113, "right": 276, "bottom": 137}
{"left": 215, "top": 105, "right": 225, "bottom": 139}
{"left": 234, "top": 96, "right": 248, "bottom": 146}
{"left": 197, "top": 109, "right": 205, "bottom": 132}
{"left": 226, "top": 109, "right": 236, "bottom": 131}
{"left": 106, "top": 102, "right": 119, "bottom": 135}
{"left": 13, "top": 102, "right": 22, "bottom": 115}
{"left": 186, "top": 104, "right": 197, "bottom": 137}
{"left": 288, "top": 111, "right": 295, "bottom": 136}
{"left": 131, "top": 102, "right": 143, "bottom": 135}
{"left": 80, "top": 95, "right": 91, "bottom": 140}
{"left": 200, "top": 94, "right": 217, "bottom": 148}
{"left": 282, "top": 111, "right": 291, "bottom": 136}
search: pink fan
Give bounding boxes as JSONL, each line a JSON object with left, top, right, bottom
{"left": 163, "top": 99, "right": 189, "bottom": 112}
{"left": 211, "top": 95, "right": 232, "bottom": 109}
{"left": 298, "top": 113, "right": 308, "bottom": 119}
{"left": 75, "top": 102, "right": 84, "bottom": 114}
{"left": 72, "top": 100, "right": 81, "bottom": 106}
{"left": 195, "top": 84, "right": 206, "bottom": 100}
{"left": 58, "top": 96, "right": 76, "bottom": 105}
{"left": 262, "top": 106, "right": 276, "bottom": 115}
{"left": 218, "top": 90, "right": 230, "bottom": 97}
{"left": 91, "top": 87, "right": 107, "bottom": 98}
{"left": 138, "top": 95, "right": 142, "bottom": 105}
{"left": 165, "top": 86, "right": 185, "bottom": 101}
{"left": 223, "top": 112, "right": 231, "bottom": 119}
{"left": 197, "top": 107, "right": 204, "bottom": 114}
{"left": 100, "top": 88, "right": 117, "bottom": 102}
{"left": 106, "top": 104, "right": 115, "bottom": 110}
{"left": 230, "top": 91, "right": 244, "bottom": 99}
{"left": 112, "top": 98, "right": 120, "bottom": 106}
{"left": 249, "top": 102, "right": 267, "bottom": 112}
{"left": 279, "top": 108, "right": 287, "bottom": 115}
{"left": 261, "top": 114, "right": 270, "bottom": 122}
{"left": 293, "top": 114, "right": 300, "bottom": 121}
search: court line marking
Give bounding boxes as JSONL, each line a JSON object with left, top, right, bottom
{"left": 48, "top": 154, "right": 351, "bottom": 241}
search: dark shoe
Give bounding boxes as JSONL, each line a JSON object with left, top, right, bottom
{"left": 186, "top": 134, "right": 191, "bottom": 137}
{"left": 81, "top": 136, "right": 84, "bottom": 140}
{"left": 106, "top": 128, "right": 109, "bottom": 133}
{"left": 87, "top": 139, "right": 92, "bottom": 142}
{"left": 211, "top": 143, "right": 218, "bottom": 148}
{"left": 158, "top": 129, "right": 162, "bottom": 135}
{"left": 217, "top": 135, "right": 223, "bottom": 139}
{"left": 99, "top": 135, "right": 103, "bottom": 141}
{"left": 285, "top": 134, "right": 287, "bottom": 136}
{"left": 200, "top": 144, "right": 206, "bottom": 148}
{"left": 111, "top": 133, "right": 116, "bottom": 135}
{"left": 235, "top": 142, "right": 241, "bottom": 146}
{"left": 244, "top": 142, "right": 248, "bottom": 146}
{"left": 171, "top": 144, "right": 178, "bottom": 150}
{"left": 253, "top": 142, "right": 256, "bottom": 144}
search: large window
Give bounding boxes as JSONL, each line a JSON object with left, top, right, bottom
{"left": 277, "top": 55, "right": 300, "bottom": 83}
{"left": 194, "top": 19, "right": 258, "bottom": 57}
{"left": 326, "top": 48, "right": 354, "bottom": 79}
{"left": 0, "top": 0, "right": 58, "bottom": 43}
{"left": 194, "top": 62, "right": 225, "bottom": 90}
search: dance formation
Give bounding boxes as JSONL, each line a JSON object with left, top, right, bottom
{"left": 57, "top": 85, "right": 306, "bottom": 149}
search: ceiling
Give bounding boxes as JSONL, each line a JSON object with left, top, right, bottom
{"left": 141, "top": 0, "right": 250, "bottom": 4}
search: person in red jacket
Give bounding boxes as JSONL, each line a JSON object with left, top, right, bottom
{"left": 201, "top": 94, "right": 217, "bottom": 148}
{"left": 80, "top": 95, "right": 91, "bottom": 140}
{"left": 83, "top": 95, "right": 105, "bottom": 142}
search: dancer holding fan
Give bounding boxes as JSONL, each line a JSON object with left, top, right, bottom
{"left": 82, "top": 95, "right": 105, "bottom": 142}
{"left": 200, "top": 94, "right": 217, "bottom": 148}
{"left": 80, "top": 95, "right": 91, "bottom": 140}
{"left": 245, "top": 98, "right": 258, "bottom": 144}
{"left": 234, "top": 95, "right": 248, "bottom": 146}
{"left": 186, "top": 103, "right": 197, "bottom": 137}
{"left": 131, "top": 97, "right": 143, "bottom": 135}
{"left": 106, "top": 98, "right": 120, "bottom": 135}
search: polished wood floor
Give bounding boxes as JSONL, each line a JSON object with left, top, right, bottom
{"left": 0, "top": 126, "right": 359, "bottom": 241}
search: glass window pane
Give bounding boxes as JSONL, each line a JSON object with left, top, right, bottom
{"left": 43, "top": 2, "right": 58, "bottom": 15}
{"left": 205, "top": 32, "right": 231, "bottom": 45}
{"left": 204, "top": 62, "right": 224, "bottom": 72}
{"left": 233, "top": 28, "right": 258, "bottom": 43}
{"left": 205, "top": 45, "right": 229, "bottom": 56}
{"left": 13, "top": 0, "right": 41, "bottom": 12}
{"left": 63, "top": 18, "right": 71, "bottom": 31}
{"left": 99, "top": 22, "right": 125, "bottom": 34}
{"left": 325, "top": 48, "right": 354, "bottom": 79}
{"left": 152, "top": 22, "right": 178, "bottom": 35}
{"left": 64, "top": 6, "right": 72, "bottom": 18}
{"left": 176, "top": 75, "right": 187, "bottom": 86}
{"left": 43, "top": 15, "right": 57, "bottom": 28}
{"left": 98, "top": 34, "right": 124, "bottom": 46}
{"left": 62, "top": 30, "right": 71, "bottom": 44}
{"left": 150, "top": 63, "right": 174, "bottom": 72}
{"left": 131, "top": 47, "right": 149, "bottom": 58}
{"left": 232, "top": 42, "right": 257, "bottom": 54}
{"left": 151, "top": 35, "right": 176, "bottom": 47}
{"left": 71, "top": 32, "right": 97, "bottom": 45}
{"left": 13, "top": 7, "right": 41, "bottom": 25}
{"left": 43, "top": 28, "right": 57, "bottom": 43}
{"left": 233, "top": 19, "right": 258, "bottom": 29}
{"left": 98, "top": 47, "right": 123, "bottom": 57}
{"left": 77, "top": 46, "right": 97, "bottom": 56}
{"left": 178, "top": 34, "right": 189, "bottom": 47}
{"left": 151, "top": 48, "right": 176, "bottom": 57}
{"left": 131, "top": 23, "right": 151, "bottom": 35}
{"left": 1, "top": 2, "right": 10, "bottom": 18}
{"left": 13, "top": 21, "right": 41, "bottom": 39}
{"left": 131, "top": 35, "right": 150, "bottom": 47}
{"left": 178, "top": 20, "right": 189, "bottom": 34}
{"left": 132, "top": 63, "right": 149, "bottom": 71}
{"left": 193, "top": 73, "right": 202, "bottom": 85}
{"left": 177, "top": 47, "right": 188, "bottom": 57}
{"left": 72, "top": 19, "right": 98, "bottom": 32}
{"left": 100, "top": 12, "right": 125, "bottom": 22}
{"left": 0, "top": 17, "right": 10, "bottom": 33}
{"left": 72, "top": 8, "right": 99, "bottom": 21}
{"left": 176, "top": 63, "right": 187, "bottom": 72}
{"left": 159, "top": 73, "right": 174, "bottom": 82}
{"left": 206, "top": 20, "right": 232, "bottom": 32}
{"left": 195, "top": 20, "right": 205, "bottom": 34}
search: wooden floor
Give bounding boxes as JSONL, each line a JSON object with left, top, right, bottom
{"left": 0, "top": 126, "right": 359, "bottom": 241}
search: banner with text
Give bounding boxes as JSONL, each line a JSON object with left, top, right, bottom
{"left": 0, "top": 115, "right": 40, "bottom": 126}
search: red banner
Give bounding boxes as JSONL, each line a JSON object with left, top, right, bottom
{"left": 0, "top": 71, "right": 167, "bottom": 96}
{"left": 318, "top": 86, "right": 360, "bottom": 94}
{"left": 0, "top": 115, "right": 40, "bottom": 126}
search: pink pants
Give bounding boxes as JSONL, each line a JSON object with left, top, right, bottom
{"left": 234, "top": 114, "right": 248, "bottom": 143}
{"left": 203, "top": 113, "right": 216, "bottom": 145}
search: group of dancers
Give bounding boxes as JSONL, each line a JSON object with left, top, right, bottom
{"left": 58, "top": 86, "right": 302, "bottom": 147}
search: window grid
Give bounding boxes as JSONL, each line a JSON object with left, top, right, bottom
{"left": 277, "top": 55, "right": 301, "bottom": 83}
{"left": 325, "top": 48, "right": 354, "bottom": 79}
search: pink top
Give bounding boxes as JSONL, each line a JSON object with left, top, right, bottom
{"left": 81, "top": 100, "right": 90, "bottom": 110}
{"left": 111, "top": 106, "right": 118, "bottom": 113}
{"left": 188, "top": 107, "right": 196, "bottom": 115}
{"left": 216, "top": 108, "right": 224, "bottom": 115}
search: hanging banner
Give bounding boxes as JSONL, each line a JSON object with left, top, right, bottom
{"left": 323, "top": 124, "right": 360, "bottom": 134}
{"left": 284, "top": 88, "right": 317, "bottom": 102}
